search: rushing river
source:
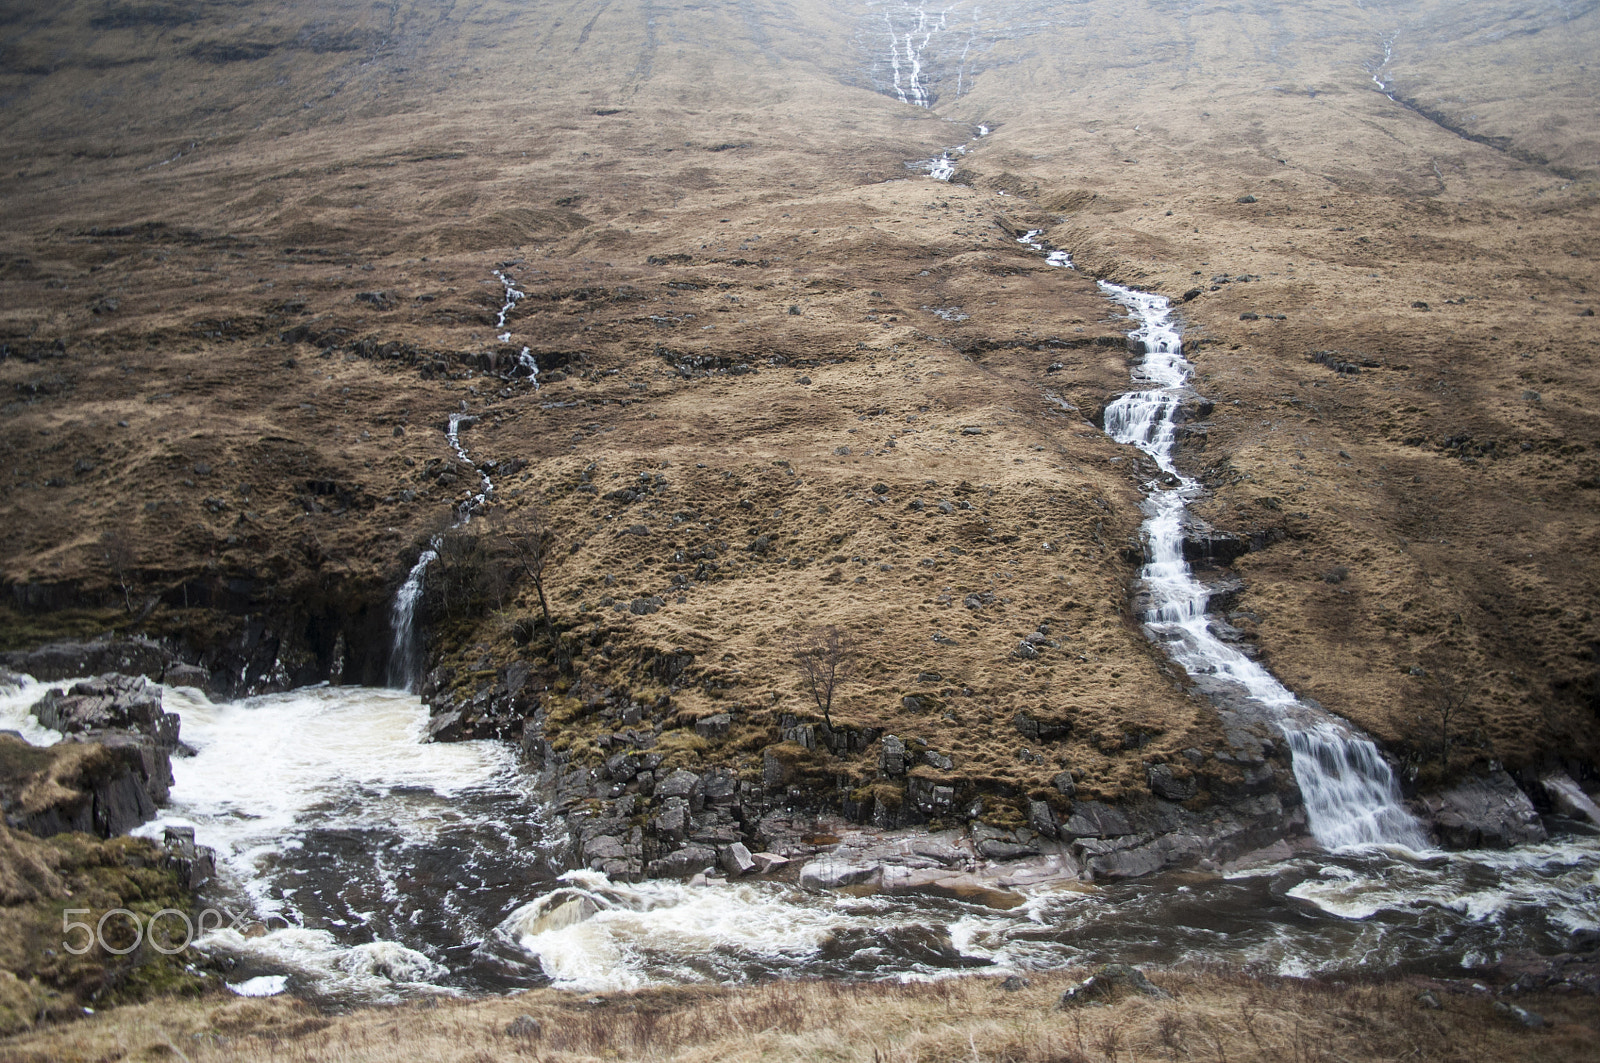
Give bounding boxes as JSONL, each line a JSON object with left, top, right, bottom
{"left": 3, "top": 681, "right": 1597, "bottom": 1002}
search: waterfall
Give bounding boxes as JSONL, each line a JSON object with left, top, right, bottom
{"left": 1025, "top": 244, "right": 1426, "bottom": 850}
{"left": 386, "top": 413, "right": 497, "bottom": 691}
{"left": 387, "top": 547, "right": 438, "bottom": 692}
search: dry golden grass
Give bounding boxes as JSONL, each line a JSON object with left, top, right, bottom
{"left": 2, "top": 967, "right": 1595, "bottom": 1063}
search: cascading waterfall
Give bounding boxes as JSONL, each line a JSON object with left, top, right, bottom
{"left": 1022, "top": 236, "right": 1427, "bottom": 851}
{"left": 494, "top": 268, "right": 540, "bottom": 386}
{"left": 385, "top": 412, "right": 497, "bottom": 692}
{"left": 883, "top": 5, "right": 948, "bottom": 108}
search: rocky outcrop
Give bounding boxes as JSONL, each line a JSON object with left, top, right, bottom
{"left": 31, "top": 674, "right": 181, "bottom": 750}
{"left": 1416, "top": 769, "right": 1548, "bottom": 849}
{"left": 2, "top": 673, "right": 187, "bottom": 841}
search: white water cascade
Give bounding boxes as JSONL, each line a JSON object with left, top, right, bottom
{"left": 1025, "top": 242, "right": 1427, "bottom": 851}
{"left": 883, "top": 5, "right": 948, "bottom": 108}
{"left": 493, "top": 269, "right": 540, "bottom": 386}
{"left": 385, "top": 412, "right": 497, "bottom": 692}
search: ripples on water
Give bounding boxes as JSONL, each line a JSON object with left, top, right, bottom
{"left": 2, "top": 682, "right": 1596, "bottom": 1001}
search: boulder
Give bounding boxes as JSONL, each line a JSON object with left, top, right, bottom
{"left": 879, "top": 735, "right": 907, "bottom": 776}
{"left": 694, "top": 713, "right": 732, "bottom": 739}
{"left": 719, "top": 842, "right": 756, "bottom": 876}
{"left": 1418, "top": 770, "right": 1547, "bottom": 849}
{"left": 655, "top": 769, "right": 701, "bottom": 799}
{"left": 31, "top": 675, "right": 179, "bottom": 750}
{"left": 648, "top": 844, "right": 717, "bottom": 878}
{"left": 799, "top": 854, "right": 881, "bottom": 889}
{"left": 1538, "top": 770, "right": 1600, "bottom": 827}
{"left": 1058, "top": 964, "right": 1170, "bottom": 1007}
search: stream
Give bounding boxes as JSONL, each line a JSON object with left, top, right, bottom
{"left": 2, "top": 682, "right": 1597, "bottom": 1002}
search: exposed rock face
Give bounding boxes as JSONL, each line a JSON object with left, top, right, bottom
{"left": 1417, "top": 770, "right": 1548, "bottom": 849}
{"left": 31, "top": 674, "right": 181, "bottom": 750}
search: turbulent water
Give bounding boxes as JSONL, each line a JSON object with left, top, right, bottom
{"left": 2, "top": 681, "right": 1596, "bottom": 1002}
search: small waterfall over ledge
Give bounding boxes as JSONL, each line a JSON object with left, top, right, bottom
{"left": 385, "top": 411, "right": 497, "bottom": 693}
{"left": 1024, "top": 238, "right": 1426, "bottom": 850}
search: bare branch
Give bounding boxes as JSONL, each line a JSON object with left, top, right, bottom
{"left": 788, "top": 624, "right": 849, "bottom": 733}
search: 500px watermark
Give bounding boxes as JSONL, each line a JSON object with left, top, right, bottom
{"left": 62, "top": 908, "right": 295, "bottom": 956}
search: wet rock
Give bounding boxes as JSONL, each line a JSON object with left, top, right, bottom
{"left": 1418, "top": 769, "right": 1546, "bottom": 849}
{"left": 527, "top": 896, "right": 598, "bottom": 934}
{"left": 426, "top": 710, "right": 465, "bottom": 742}
{"left": 1538, "top": 770, "right": 1600, "bottom": 827}
{"left": 163, "top": 662, "right": 210, "bottom": 690}
{"left": 1147, "top": 764, "right": 1197, "bottom": 801}
{"left": 720, "top": 842, "right": 756, "bottom": 876}
{"left": 648, "top": 844, "right": 716, "bottom": 877}
{"left": 31, "top": 674, "right": 180, "bottom": 750}
{"left": 1057, "top": 964, "right": 1170, "bottom": 1006}
{"left": 799, "top": 854, "right": 880, "bottom": 889}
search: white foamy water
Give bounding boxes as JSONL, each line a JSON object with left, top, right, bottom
{"left": 133, "top": 684, "right": 547, "bottom": 1000}
{"left": 0, "top": 672, "right": 71, "bottom": 745}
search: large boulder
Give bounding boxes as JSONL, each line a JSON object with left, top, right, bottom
{"left": 1417, "top": 770, "right": 1547, "bottom": 849}
{"left": 31, "top": 674, "right": 180, "bottom": 750}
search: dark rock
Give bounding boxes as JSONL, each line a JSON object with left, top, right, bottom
{"left": 1416, "top": 990, "right": 1441, "bottom": 1010}
{"left": 1063, "top": 801, "right": 1134, "bottom": 838}
{"left": 31, "top": 675, "right": 180, "bottom": 750}
{"left": 1147, "top": 764, "right": 1197, "bottom": 801}
{"left": 1182, "top": 288, "right": 1202, "bottom": 301}
{"left": 1000, "top": 975, "right": 1031, "bottom": 991}
{"left": 694, "top": 713, "right": 732, "bottom": 739}
{"left": 655, "top": 769, "right": 701, "bottom": 799}
{"left": 629, "top": 596, "right": 663, "bottom": 615}
{"left": 1028, "top": 799, "right": 1059, "bottom": 838}
{"left": 978, "top": 839, "right": 1039, "bottom": 861}
{"left": 426, "top": 711, "right": 465, "bottom": 742}
{"left": 1418, "top": 770, "right": 1546, "bottom": 849}
{"left": 506, "top": 1015, "right": 543, "bottom": 1040}
{"left": 2, "top": 638, "right": 174, "bottom": 685}
{"left": 1058, "top": 964, "right": 1170, "bottom": 1006}
{"left": 879, "top": 735, "right": 907, "bottom": 776}
{"left": 649, "top": 844, "right": 717, "bottom": 877}
{"left": 1013, "top": 711, "right": 1070, "bottom": 743}
{"left": 1051, "top": 771, "right": 1077, "bottom": 797}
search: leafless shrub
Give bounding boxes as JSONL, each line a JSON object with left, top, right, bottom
{"left": 787, "top": 624, "right": 849, "bottom": 731}
{"left": 98, "top": 527, "right": 138, "bottom": 613}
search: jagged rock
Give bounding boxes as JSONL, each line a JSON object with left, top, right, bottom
{"left": 1, "top": 638, "right": 174, "bottom": 684}
{"left": 1418, "top": 770, "right": 1546, "bottom": 849}
{"left": 655, "top": 769, "right": 701, "bottom": 799}
{"left": 161, "top": 825, "right": 216, "bottom": 890}
{"left": 694, "top": 713, "right": 731, "bottom": 739}
{"left": 1147, "top": 764, "right": 1197, "bottom": 801}
{"left": 1051, "top": 771, "right": 1077, "bottom": 797}
{"left": 31, "top": 675, "right": 180, "bottom": 750}
{"left": 649, "top": 844, "right": 716, "bottom": 877}
{"left": 163, "top": 662, "right": 210, "bottom": 690}
{"left": 1028, "top": 800, "right": 1059, "bottom": 839}
{"left": 1013, "top": 711, "right": 1069, "bottom": 743}
{"left": 720, "top": 842, "right": 756, "bottom": 876}
{"left": 426, "top": 710, "right": 465, "bottom": 742}
{"left": 1063, "top": 801, "right": 1135, "bottom": 838}
{"left": 879, "top": 735, "right": 907, "bottom": 776}
{"left": 7, "top": 732, "right": 172, "bottom": 838}
{"left": 701, "top": 766, "right": 737, "bottom": 802}
{"left": 1057, "top": 964, "right": 1170, "bottom": 1006}
{"left": 1538, "top": 770, "right": 1600, "bottom": 827}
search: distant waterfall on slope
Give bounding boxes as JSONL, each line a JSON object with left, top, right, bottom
{"left": 385, "top": 408, "right": 498, "bottom": 692}
{"left": 1023, "top": 238, "right": 1426, "bottom": 850}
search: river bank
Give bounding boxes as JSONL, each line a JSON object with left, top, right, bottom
{"left": 4, "top": 963, "right": 1597, "bottom": 1063}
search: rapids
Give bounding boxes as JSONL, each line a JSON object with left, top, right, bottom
{"left": 2, "top": 681, "right": 1596, "bottom": 1002}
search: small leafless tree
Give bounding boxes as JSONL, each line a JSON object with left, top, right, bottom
{"left": 789, "top": 624, "right": 849, "bottom": 731}
{"left": 99, "top": 528, "right": 137, "bottom": 613}
{"left": 1421, "top": 668, "right": 1477, "bottom": 767}
{"left": 498, "top": 502, "right": 572, "bottom": 675}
